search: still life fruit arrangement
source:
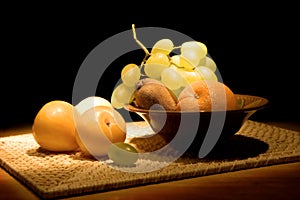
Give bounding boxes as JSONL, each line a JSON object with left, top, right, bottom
{"left": 31, "top": 24, "right": 241, "bottom": 166}
{"left": 111, "top": 25, "right": 238, "bottom": 112}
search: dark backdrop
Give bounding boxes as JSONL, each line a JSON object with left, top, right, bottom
{"left": 1, "top": 4, "right": 299, "bottom": 128}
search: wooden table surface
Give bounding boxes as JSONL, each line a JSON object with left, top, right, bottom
{"left": 1, "top": 121, "right": 300, "bottom": 200}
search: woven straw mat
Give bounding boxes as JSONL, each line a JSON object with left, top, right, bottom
{"left": 0, "top": 120, "right": 300, "bottom": 199}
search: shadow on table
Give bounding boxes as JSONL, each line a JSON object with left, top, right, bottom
{"left": 184, "top": 135, "right": 269, "bottom": 162}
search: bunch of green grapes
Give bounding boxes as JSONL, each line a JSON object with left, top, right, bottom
{"left": 111, "top": 25, "right": 219, "bottom": 109}
{"left": 145, "top": 39, "right": 218, "bottom": 97}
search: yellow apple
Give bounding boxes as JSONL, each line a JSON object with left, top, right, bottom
{"left": 74, "top": 105, "right": 126, "bottom": 158}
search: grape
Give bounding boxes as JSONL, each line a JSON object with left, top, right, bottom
{"left": 170, "top": 55, "right": 181, "bottom": 67}
{"left": 181, "top": 41, "right": 207, "bottom": 59}
{"left": 181, "top": 49, "right": 202, "bottom": 69}
{"left": 121, "top": 63, "right": 141, "bottom": 87}
{"left": 203, "top": 56, "right": 217, "bottom": 72}
{"left": 146, "top": 52, "right": 169, "bottom": 65}
{"left": 171, "top": 54, "right": 195, "bottom": 70}
{"left": 111, "top": 83, "right": 135, "bottom": 106}
{"left": 144, "top": 63, "right": 167, "bottom": 79}
{"left": 179, "top": 41, "right": 208, "bottom": 70}
{"left": 171, "top": 87, "right": 184, "bottom": 98}
{"left": 161, "top": 67, "right": 185, "bottom": 90}
{"left": 198, "top": 56, "right": 206, "bottom": 66}
{"left": 178, "top": 55, "right": 194, "bottom": 70}
{"left": 108, "top": 142, "right": 138, "bottom": 166}
{"left": 151, "top": 39, "right": 174, "bottom": 55}
{"left": 144, "top": 52, "right": 170, "bottom": 79}
{"left": 195, "top": 66, "right": 218, "bottom": 81}
{"left": 175, "top": 67, "right": 203, "bottom": 86}
{"left": 111, "top": 92, "right": 124, "bottom": 109}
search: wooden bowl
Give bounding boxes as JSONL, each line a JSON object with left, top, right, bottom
{"left": 125, "top": 94, "right": 269, "bottom": 157}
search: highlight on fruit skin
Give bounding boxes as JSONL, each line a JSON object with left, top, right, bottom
{"left": 75, "top": 96, "right": 113, "bottom": 115}
{"left": 32, "top": 100, "right": 79, "bottom": 152}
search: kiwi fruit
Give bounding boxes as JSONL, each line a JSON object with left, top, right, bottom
{"left": 133, "top": 78, "right": 177, "bottom": 111}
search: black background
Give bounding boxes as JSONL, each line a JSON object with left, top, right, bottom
{"left": 1, "top": 3, "right": 299, "bottom": 128}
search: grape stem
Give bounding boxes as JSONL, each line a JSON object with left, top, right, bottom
{"left": 173, "top": 46, "right": 181, "bottom": 50}
{"left": 132, "top": 24, "right": 150, "bottom": 66}
{"left": 169, "top": 60, "right": 183, "bottom": 68}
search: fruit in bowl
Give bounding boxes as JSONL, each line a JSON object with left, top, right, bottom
{"left": 177, "top": 80, "right": 238, "bottom": 112}
{"left": 125, "top": 77, "right": 268, "bottom": 157}
{"left": 110, "top": 24, "right": 269, "bottom": 157}
{"left": 111, "top": 25, "right": 220, "bottom": 110}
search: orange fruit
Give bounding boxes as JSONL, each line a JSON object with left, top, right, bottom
{"left": 177, "top": 80, "right": 238, "bottom": 112}
{"left": 32, "top": 100, "right": 79, "bottom": 151}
